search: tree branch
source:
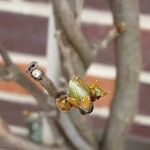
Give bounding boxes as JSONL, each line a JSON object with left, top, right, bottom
{"left": 102, "top": 0, "right": 142, "bottom": 150}
{"left": 56, "top": 31, "right": 76, "bottom": 79}
{"left": 0, "top": 44, "right": 13, "bottom": 66}
{"left": 53, "top": 0, "right": 93, "bottom": 68}
{"left": 67, "top": 0, "right": 84, "bottom": 26}
{"left": 0, "top": 118, "right": 51, "bottom": 150}
{"left": 26, "top": 61, "right": 65, "bottom": 99}
{"left": 92, "top": 28, "right": 119, "bottom": 52}
{"left": 0, "top": 66, "right": 13, "bottom": 80}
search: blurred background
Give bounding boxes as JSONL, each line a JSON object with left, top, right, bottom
{"left": 0, "top": 0, "right": 150, "bottom": 149}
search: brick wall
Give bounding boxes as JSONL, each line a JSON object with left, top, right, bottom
{"left": 0, "top": 0, "right": 150, "bottom": 148}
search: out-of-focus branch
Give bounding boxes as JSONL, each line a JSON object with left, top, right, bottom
{"left": 93, "top": 23, "right": 126, "bottom": 53}
{"left": 56, "top": 31, "right": 76, "bottom": 79}
{"left": 0, "top": 118, "right": 50, "bottom": 150}
{"left": 68, "top": 0, "right": 84, "bottom": 26}
{"left": 102, "top": 0, "right": 141, "bottom": 150}
{"left": 0, "top": 44, "right": 13, "bottom": 66}
{"left": 59, "top": 113, "right": 94, "bottom": 150}
{"left": 0, "top": 66, "right": 13, "bottom": 80}
{"left": 56, "top": 31, "right": 85, "bottom": 79}
{"left": 93, "top": 28, "right": 119, "bottom": 52}
{"left": 53, "top": 0, "right": 93, "bottom": 68}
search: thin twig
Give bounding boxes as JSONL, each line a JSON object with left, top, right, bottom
{"left": 93, "top": 28, "right": 119, "bottom": 52}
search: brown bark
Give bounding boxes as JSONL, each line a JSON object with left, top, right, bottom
{"left": 102, "top": 0, "right": 142, "bottom": 150}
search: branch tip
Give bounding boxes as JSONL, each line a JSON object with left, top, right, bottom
{"left": 26, "top": 61, "right": 44, "bottom": 80}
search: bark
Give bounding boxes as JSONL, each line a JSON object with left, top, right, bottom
{"left": 102, "top": 0, "right": 142, "bottom": 150}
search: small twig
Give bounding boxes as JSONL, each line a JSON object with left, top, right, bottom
{"left": 93, "top": 23, "right": 126, "bottom": 53}
{"left": 93, "top": 28, "right": 119, "bottom": 52}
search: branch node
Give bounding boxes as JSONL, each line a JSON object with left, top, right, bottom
{"left": 116, "top": 22, "right": 127, "bottom": 34}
